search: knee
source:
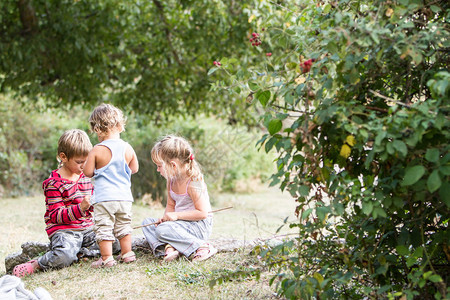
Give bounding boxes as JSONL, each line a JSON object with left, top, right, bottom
{"left": 155, "top": 223, "right": 171, "bottom": 240}
{"left": 51, "top": 249, "right": 78, "bottom": 268}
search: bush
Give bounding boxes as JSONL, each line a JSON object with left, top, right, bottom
{"left": 0, "top": 97, "right": 91, "bottom": 197}
{"left": 0, "top": 100, "right": 274, "bottom": 203}
{"left": 212, "top": 0, "right": 449, "bottom": 298}
{"left": 125, "top": 115, "right": 275, "bottom": 205}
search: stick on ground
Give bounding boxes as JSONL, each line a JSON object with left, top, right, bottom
{"left": 133, "top": 206, "right": 233, "bottom": 229}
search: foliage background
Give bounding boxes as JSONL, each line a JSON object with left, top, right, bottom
{"left": 0, "top": 0, "right": 449, "bottom": 299}
{"left": 211, "top": 0, "right": 449, "bottom": 298}
{"left": 0, "top": 96, "right": 273, "bottom": 202}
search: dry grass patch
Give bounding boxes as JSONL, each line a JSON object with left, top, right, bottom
{"left": 1, "top": 186, "right": 297, "bottom": 299}
{"left": 22, "top": 250, "right": 278, "bottom": 299}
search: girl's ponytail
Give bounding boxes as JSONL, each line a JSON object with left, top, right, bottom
{"left": 187, "top": 153, "right": 202, "bottom": 181}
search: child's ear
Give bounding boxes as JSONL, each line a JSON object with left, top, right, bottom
{"left": 58, "top": 152, "right": 68, "bottom": 162}
{"left": 170, "top": 161, "right": 177, "bottom": 169}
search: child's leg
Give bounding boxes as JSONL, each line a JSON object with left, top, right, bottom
{"left": 154, "top": 217, "right": 213, "bottom": 258}
{"left": 141, "top": 217, "right": 166, "bottom": 257}
{"left": 93, "top": 202, "right": 117, "bottom": 261}
{"left": 114, "top": 202, "right": 133, "bottom": 256}
{"left": 38, "top": 231, "right": 84, "bottom": 269}
{"left": 98, "top": 240, "right": 113, "bottom": 260}
{"left": 118, "top": 234, "right": 132, "bottom": 254}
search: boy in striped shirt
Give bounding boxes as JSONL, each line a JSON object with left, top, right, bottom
{"left": 13, "top": 129, "right": 97, "bottom": 277}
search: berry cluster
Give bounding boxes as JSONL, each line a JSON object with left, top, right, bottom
{"left": 300, "top": 58, "right": 316, "bottom": 73}
{"left": 213, "top": 61, "right": 222, "bottom": 66}
{"left": 249, "top": 32, "right": 261, "bottom": 46}
{"left": 266, "top": 53, "right": 272, "bottom": 57}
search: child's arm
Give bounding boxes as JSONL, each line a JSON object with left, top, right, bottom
{"left": 83, "top": 147, "right": 97, "bottom": 178}
{"left": 162, "top": 181, "right": 209, "bottom": 222}
{"left": 45, "top": 184, "right": 92, "bottom": 224}
{"left": 126, "top": 145, "right": 139, "bottom": 174}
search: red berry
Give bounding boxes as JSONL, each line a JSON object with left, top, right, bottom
{"left": 252, "top": 32, "right": 257, "bottom": 37}
{"left": 262, "top": 28, "right": 265, "bottom": 31}
{"left": 249, "top": 38, "right": 253, "bottom": 42}
{"left": 266, "top": 53, "right": 272, "bottom": 56}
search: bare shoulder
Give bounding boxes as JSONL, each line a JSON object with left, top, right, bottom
{"left": 93, "top": 144, "right": 110, "bottom": 154}
{"left": 125, "top": 143, "right": 137, "bottom": 160}
{"left": 188, "top": 179, "right": 206, "bottom": 192}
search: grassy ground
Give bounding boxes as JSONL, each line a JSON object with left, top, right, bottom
{"left": 1, "top": 186, "right": 298, "bottom": 299}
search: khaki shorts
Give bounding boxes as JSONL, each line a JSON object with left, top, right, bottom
{"left": 93, "top": 201, "right": 133, "bottom": 242}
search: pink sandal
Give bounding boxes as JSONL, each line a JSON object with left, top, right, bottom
{"left": 192, "top": 243, "right": 217, "bottom": 262}
{"left": 12, "top": 260, "right": 38, "bottom": 278}
{"left": 163, "top": 244, "right": 180, "bottom": 262}
{"left": 91, "top": 256, "right": 117, "bottom": 268}
{"left": 117, "top": 251, "right": 136, "bottom": 263}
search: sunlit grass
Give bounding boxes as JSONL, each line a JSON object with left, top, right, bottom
{"left": 1, "top": 185, "right": 297, "bottom": 299}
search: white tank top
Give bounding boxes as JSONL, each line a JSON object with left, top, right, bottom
{"left": 170, "top": 179, "right": 212, "bottom": 215}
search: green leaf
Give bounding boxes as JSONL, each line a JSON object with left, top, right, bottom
{"left": 427, "top": 170, "right": 441, "bottom": 193}
{"left": 402, "top": 165, "right": 425, "bottom": 186}
{"left": 302, "top": 208, "right": 313, "bottom": 220}
{"left": 298, "top": 185, "right": 310, "bottom": 197}
{"left": 425, "top": 148, "right": 439, "bottom": 163}
{"left": 207, "top": 67, "right": 219, "bottom": 75}
{"left": 362, "top": 201, "right": 373, "bottom": 215}
{"left": 440, "top": 165, "right": 450, "bottom": 176}
{"left": 256, "top": 90, "right": 271, "bottom": 107}
{"left": 428, "top": 274, "right": 443, "bottom": 283}
{"left": 316, "top": 206, "right": 330, "bottom": 221}
{"left": 440, "top": 182, "right": 450, "bottom": 208}
{"left": 396, "top": 245, "right": 409, "bottom": 256}
{"left": 268, "top": 119, "right": 283, "bottom": 135}
{"left": 265, "top": 137, "right": 277, "bottom": 153}
{"left": 313, "top": 272, "right": 324, "bottom": 284}
{"left": 393, "top": 140, "right": 407, "bottom": 157}
{"left": 248, "top": 82, "right": 260, "bottom": 91}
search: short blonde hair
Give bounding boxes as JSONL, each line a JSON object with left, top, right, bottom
{"left": 57, "top": 129, "right": 92, "bottom": 160}
{"left": 151, "top": 135, "right": 202, "bottom": 181}
{"left": 89, "top": 103, "right": 126, "bottom": 135}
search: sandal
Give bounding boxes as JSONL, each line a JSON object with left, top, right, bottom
{"left": 117, "top": 251, "right": 136, "bottom": 263}
{"left": 163, "top": 244, "right": 180, "bottom": 262}
{"left": 192, "top": 243, "right": 217, "bottom": 262}
{"left": 12, "top": 260, "right": 38, "bottom": 278}
{"left": 91, "top": 256, "right": 117, "bottom": 268}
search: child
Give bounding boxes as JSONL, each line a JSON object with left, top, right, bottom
{"left": 84, "top": 103, "right": 139, "bottom": 268}
{"left": 13, "top": 129, "right": 97, "bottom": 278}
{"left": 142, "top": 135, "right": 217, "bottom": 262}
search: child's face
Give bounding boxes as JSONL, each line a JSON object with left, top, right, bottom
{"left": 61, "top": 154, "right": 88, "bottom": 175}
{"left": 155, "top": 161, "right": 168, "bottom": 179}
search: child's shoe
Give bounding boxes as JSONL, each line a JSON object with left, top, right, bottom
{"left": 163, "top": 244, "right": 180, "bottom": 262}
{"left": 117, "top": 251, "right": 136, "bottom": 263}
{"left": 12, "top": 260, "right": 38, "bottom": 278}
{"left": 91, "top": 256, "right": 117, "bottom": 268}
{"left": 192, "top": 243, "right": 217, "bottom": 262}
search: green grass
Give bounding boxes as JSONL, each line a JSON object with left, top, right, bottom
{"left": 1, "top": 186, "right": 298, "bottom": 299}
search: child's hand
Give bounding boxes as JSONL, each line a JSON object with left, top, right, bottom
{"left": 80, "top": 196, "right": 91, "bottom": 212}
{"left": 162, "top": 212, "right": 178, "bottom": 222}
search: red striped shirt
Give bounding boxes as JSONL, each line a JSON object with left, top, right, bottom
{"left": 42, "top": 170, "right": 94, "bottom": 238}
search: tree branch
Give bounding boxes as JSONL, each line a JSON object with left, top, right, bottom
{"left": 17, "top": 0, "right": 39, "bottom": 35}
{"left": 152, "top": 0, "right": 182, "bottom": 65}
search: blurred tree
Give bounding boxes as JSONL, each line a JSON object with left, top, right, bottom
{"left": 0, "top": 0, "right": 257, "bottom": 122}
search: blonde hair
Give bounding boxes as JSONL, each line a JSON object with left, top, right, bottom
{"left": 57, "top": 129, "right": 92, "bottom": 161}
{"left": 151, "top": 135, "right": 203, "bottom": 181}
{"left": 89, "top": 103, "right": 126, "bottom": 135}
